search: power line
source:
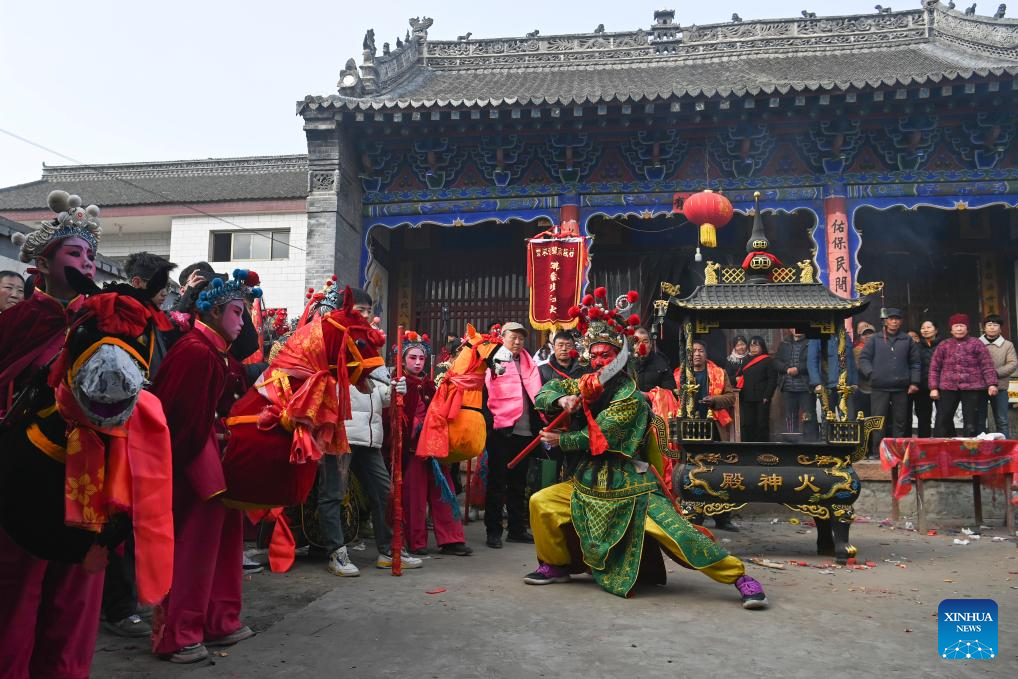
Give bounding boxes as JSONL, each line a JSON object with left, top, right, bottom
{"left": 0, "top": 127, "right": 307, "bottom": 254}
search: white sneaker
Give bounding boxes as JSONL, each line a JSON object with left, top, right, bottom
{"left": 242, "top": 554, "right": 263, "bottom": 575}
{"left": 327, "top": 547, "right": 360, "bottom": 577}
{"left": 376, "top": 550, "right": 423, "bottom": 569}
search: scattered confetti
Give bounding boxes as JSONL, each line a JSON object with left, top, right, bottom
{"left": 425, "top": 587, "right": 447, "bottom": 595}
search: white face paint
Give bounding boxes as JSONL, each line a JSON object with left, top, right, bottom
{"left": 491, "top": 345, "right": 513, "bottom": 375}
{"left": 72, "top": 344, "right": 146, "bottom": 428}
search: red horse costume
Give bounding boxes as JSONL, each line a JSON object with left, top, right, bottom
{"left": 220, "top": 280, "right": 385, "bottom": 572}
{"left": 1, "top": 190, "right": 173, "bottom": 679}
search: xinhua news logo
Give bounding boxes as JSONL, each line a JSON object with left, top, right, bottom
{"left": 938, "top": 599, "right": 998, "bottom": 660}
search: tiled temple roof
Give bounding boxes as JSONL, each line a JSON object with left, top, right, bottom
{"left": 673, "top": 283, "right": 869, "bottom": 312}
{"left": 0, "top": 155, "right": 309, "bottom": 210}
{"left": 300, "top": 3, "right": 1018, "bottom": 113}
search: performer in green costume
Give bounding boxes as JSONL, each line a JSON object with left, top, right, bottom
{"left": 522, "top": 287, "right": 768, "bottom": 609}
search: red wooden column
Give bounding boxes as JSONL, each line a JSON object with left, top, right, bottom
{"left": 560, "top": 203, "right": 580, "bottom": 235}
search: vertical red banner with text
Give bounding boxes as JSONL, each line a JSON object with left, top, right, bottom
{"left": 527, "top": 237, "right": 585, "bottom": 331}
{"left": 824, "top": 197, "right": 853, "bottom": 299}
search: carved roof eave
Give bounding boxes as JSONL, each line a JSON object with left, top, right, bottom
{"left": 297, "top": 66, "right": 1018, "bottom": 114}
{"left": 298, "top": 3, "right": 1018, "bottom": 116}
{"left": 672, "top": 283, "right": 870, "bottom": 314}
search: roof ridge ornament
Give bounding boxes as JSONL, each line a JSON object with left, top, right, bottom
{"left": 409, "top": 16, "right": 433, "bottom": 41}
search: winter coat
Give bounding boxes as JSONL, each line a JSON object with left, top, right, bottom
{"left": 635, "top": 350, "right": 677, "bottom": 392}
{"left": 928, "top": 336, "right": 997, "bottom": 392}
{"left": 980, "top": 335, "right": 1018, "bottom": 390}
{"left": 857, "top": 331, "right": 920, "bottom": 391}
{"left": 773, "top": 337, "right": 810, "bottom": 392}
{"left": 725, "top": 353, "right": 748, "bottom": 384}
{"left": 916, "top": 337, "right": 940, "bottom": 391}
{"left": 485, "top": 350, "right": 542, "bottom": 431}
{"left": 345, "top": 377, "right": 392, "bottom": 449}
{"left": 807, "top": 336, "right": 858, "bottom": 389}
{"left": 539, "top": 356, "right": 590, "bottom": 383}
{"left": 735, "top": 354, "right": 777, "bottom": 403}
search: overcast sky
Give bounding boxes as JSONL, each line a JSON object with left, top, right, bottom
{"left": 1, "top": 1, "right": 921, "bottom": 188}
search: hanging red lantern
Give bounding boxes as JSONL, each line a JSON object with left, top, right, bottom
{"left": 682, "top": 189, "right": 734, "bottom": 248}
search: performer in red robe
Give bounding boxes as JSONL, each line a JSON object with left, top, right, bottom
{"left": 398, "top": 333, "right": 471, "bottom": 555}
{"left": 0, "top": 190, "right": 106, "bottom": 679}
{"left": 150, "top": 269, "right": 261, "bottom": 664}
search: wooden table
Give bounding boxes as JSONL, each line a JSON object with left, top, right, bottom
{"left": 879, "top": 438, "right": 1017, "bottom": 540}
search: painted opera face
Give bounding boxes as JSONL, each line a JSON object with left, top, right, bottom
{"left": 218, "top": 299, "right": 247, "bottom": 342}
{"left": 589, "top": 343, "right": 619, "bottom": 372}
{"left": 404, "top": 346, "right": 427, "bottom": 376}
{"left": 40, "top": 236, "right": 97, "bottom": 287}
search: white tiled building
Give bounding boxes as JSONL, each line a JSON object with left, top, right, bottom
{"left": 0, "top": 155, "right": 311, "bottom": 318}
{"left": 169, "top": 212, "right": 308, "bottom": 316}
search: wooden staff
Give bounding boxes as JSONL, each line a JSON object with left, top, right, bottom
{"left": 390, "top": 326, "right": 405, "bottom": 576}
{"left": 507, "top": 409, "right": 571, "bottom": 470}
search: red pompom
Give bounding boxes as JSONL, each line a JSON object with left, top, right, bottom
{"left": 367, "top": 328, "right": 386, "bottom": 347}
{"left": 637, "top": 343, "right": 649, "bottom": 357}
{"left": 581, "top": 294, "right": 594, "bottom": 306}
{"left": 308, "top": 287, "right": 315, "bottom": 293}
{"left": 567, "top": 305, "right": 581, "bottom": 318}
{"left": 627, "top": 314, "right": 641, "bottom": 326}
{"left": 607, "top": 309, "right": 618, "bottom": 318}
{"left": 589, "top": 307, "right": 602, "bottom": 319}
{"left": 331, "top": 274, "right": 338, "bottom": 281}
{"left": 246, "top": 271, "right": 261, "bottom": 286}
{"left": 422, "top": 334, "right": 430, "bottom": 343}
{"left": 594, "top": 286, "right": 607, "bottom": 299}
{"left": 568, "top": 349, "right": 579, "bottom": 359}
{"left": 627, "top": 290, "right": 639, "bottom": 303}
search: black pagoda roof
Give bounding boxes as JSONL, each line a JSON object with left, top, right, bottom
{"left": 301, "top": 3, "right": 1018, "bottom": 114}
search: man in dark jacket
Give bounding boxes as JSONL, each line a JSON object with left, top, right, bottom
{"left": 807, "top": 334, "right": 858, "bottom": 419}
{"left": 633, "top": 327, "right": 676, "bottom": 392}
{"left": 857, "top": 308, "right": 920, "bottom": 455}
{"left": 773, "top": 331, "right": 816, "bottom": 440}
{"left": 538, "top": 331, "right": 589, "bottom": 383}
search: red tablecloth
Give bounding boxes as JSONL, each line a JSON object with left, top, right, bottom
{"left": 879, "top": 438, "right": 1018, "bottom": 499}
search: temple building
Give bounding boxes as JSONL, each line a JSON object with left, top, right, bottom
{"left": 297, "top": 1, "right": 1018, "bottom": 341}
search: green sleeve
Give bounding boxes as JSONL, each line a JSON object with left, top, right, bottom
{"left": 559, "top": 392, "right": 649, "bottom": 459}
{"left": 534, "top": 378, "right": 580, "bottom": 414}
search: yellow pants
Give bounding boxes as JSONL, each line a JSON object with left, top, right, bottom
{"left": 530, "top": 481, "right": 745, "bottom": 585}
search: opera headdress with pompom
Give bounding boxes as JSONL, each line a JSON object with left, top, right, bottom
{"left": 14, "top": 190, "right": 102, "bottom": 263}
{"left": 398, "top": 330, "right": 432, "bottom": 358}
{"left": 565, "top": 286, "right": 641, "bottom": 365}
{"left": 196, "top": 269, "right": 262, "bottom": 312}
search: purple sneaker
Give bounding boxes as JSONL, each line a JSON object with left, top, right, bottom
{"left": 735, "top": 575, "right": 768, "bottom": 610}
{"left": 523, "top": 563, "right": 571, "bottom": 585}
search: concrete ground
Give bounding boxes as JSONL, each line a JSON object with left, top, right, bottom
{"left": 92, "top": 518, "right": 1018, "bottom": 678}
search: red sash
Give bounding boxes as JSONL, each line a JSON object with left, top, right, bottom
{"left": 735, "top": 354, "right": 769, "bottom": 390}
{"left": 674, "top": 362, "right": 733, "bottom": 427}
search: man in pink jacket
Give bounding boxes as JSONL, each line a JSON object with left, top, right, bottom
{"left": 483, "top": 322, "right": 542, "bottom": 548}
{"left": 929, "top": 313, "right": 998, "bottom": 437}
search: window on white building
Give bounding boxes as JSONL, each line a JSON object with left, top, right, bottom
{"left": 210, "top": 230, "right": 290, "bottom": 261}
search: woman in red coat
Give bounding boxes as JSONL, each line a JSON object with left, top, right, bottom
{"left": 929, "top": 313, "right": 998, "bottom": 437}
{"left": 400, "top": 333, "right": 472, "bottom": 556}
